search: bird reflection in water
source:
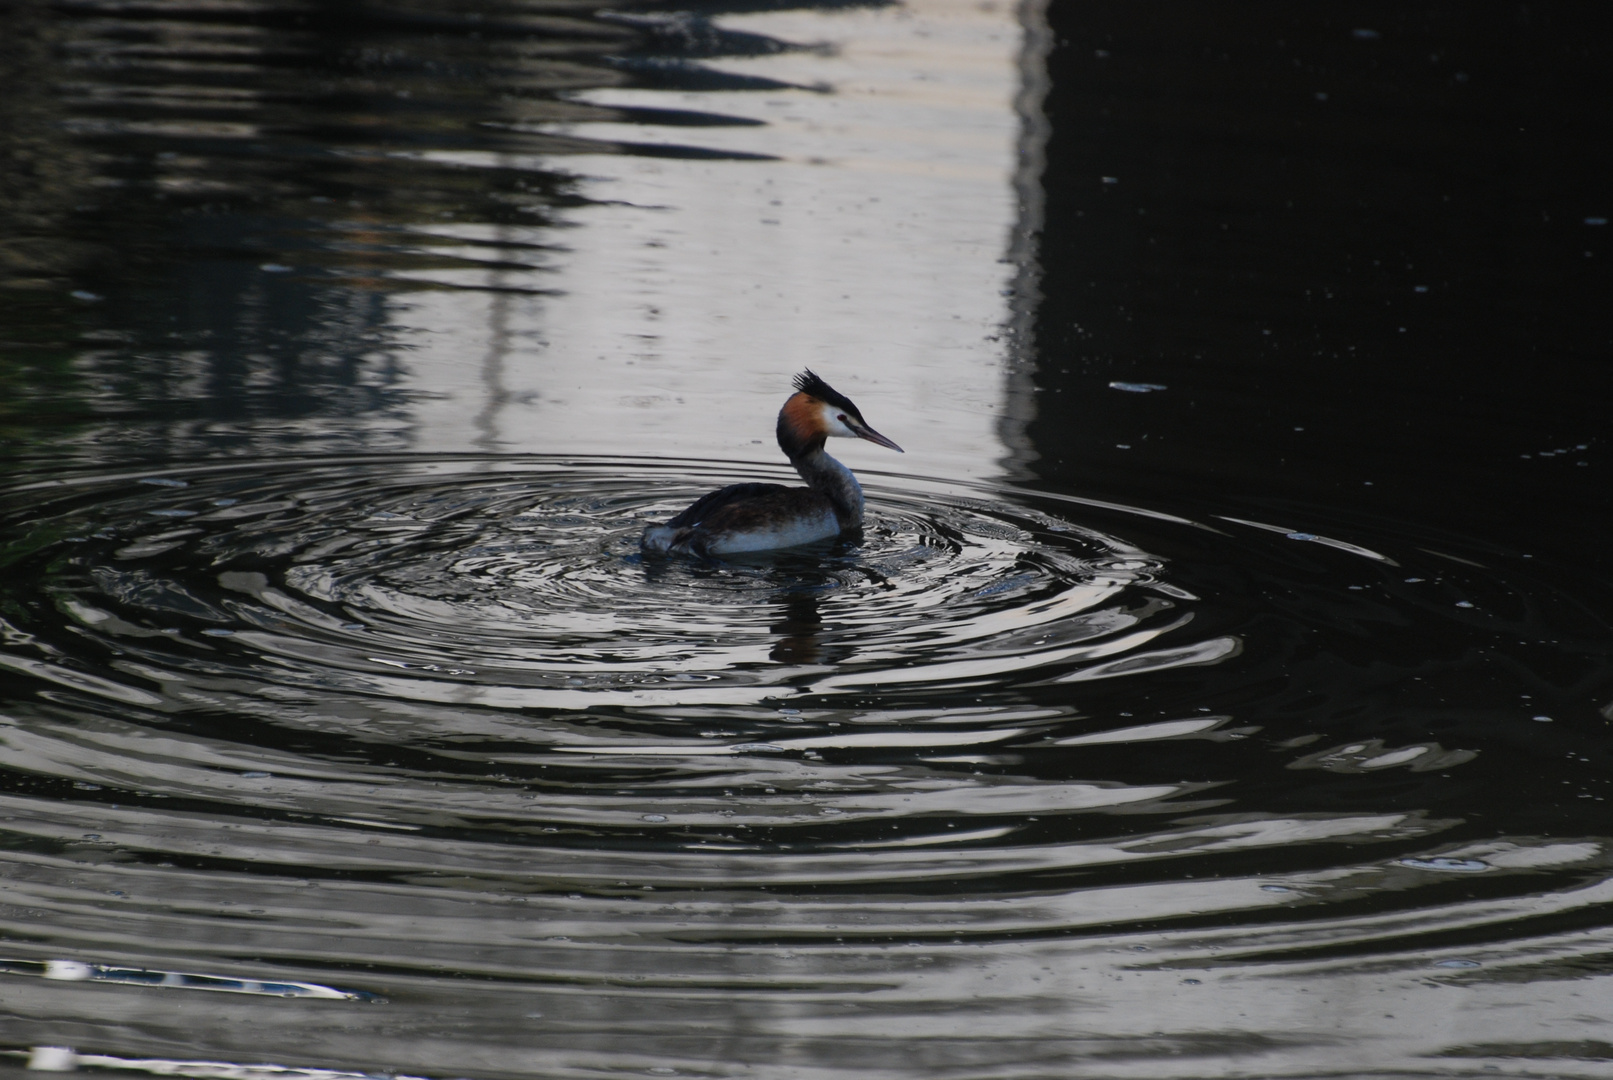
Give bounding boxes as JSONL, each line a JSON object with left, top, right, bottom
{"left": 770, "top": 587, "right": 831, "bottom": 665}
{"left": 638, "top": 523, "right": 873, "bottom": 667}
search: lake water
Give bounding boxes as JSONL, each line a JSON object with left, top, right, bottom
{"left": 1, "top": 1, "right": 1611, "bottom": 1077}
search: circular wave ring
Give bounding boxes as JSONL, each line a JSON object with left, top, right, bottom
{"left": 0, "top": 457, "right": 1211, "bottom": 711}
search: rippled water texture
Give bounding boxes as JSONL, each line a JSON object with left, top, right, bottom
{"left": 5, "top": 457, "right": 1613, "bottom": 1076}
{"left": 2, "top": 0, "right": 1613, "bottom": 1077}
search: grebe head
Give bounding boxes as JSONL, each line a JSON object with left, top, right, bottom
{"left": 777, "top": 369, "right": 903, "bottom": 459}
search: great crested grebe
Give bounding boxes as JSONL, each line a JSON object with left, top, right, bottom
{"left": 641, "top": 370, "right": 903, "bottom": 557}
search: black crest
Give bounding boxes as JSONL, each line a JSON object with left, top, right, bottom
{"left": 792, "top": 369, "right": 860, "bottom": 418}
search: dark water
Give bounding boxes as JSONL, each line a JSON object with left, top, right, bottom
{"left": 2, "top": 1, "right": 1612, "bottom": 1077}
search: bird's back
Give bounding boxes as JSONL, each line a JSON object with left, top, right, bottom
{"left": 662, "top": 482, "right": 790, "bottom": 529}
{"left": 642, "top": 483, "right": 842, "bottom": 556}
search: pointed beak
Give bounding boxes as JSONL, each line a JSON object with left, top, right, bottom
{"left": 850, "top": 419, "right": 903, "bottom": 453}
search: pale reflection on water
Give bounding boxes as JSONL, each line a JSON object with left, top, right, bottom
{"left": 400, "top": 0, "right": 1022, "bottom": 477}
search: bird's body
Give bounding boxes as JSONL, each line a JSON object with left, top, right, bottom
{"left": 641, "top": 371, "right": 902, "bottom": 557}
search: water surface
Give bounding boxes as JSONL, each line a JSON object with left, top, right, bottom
{"left": 2, "top": 1, "right": 1612, "bottom": 1078}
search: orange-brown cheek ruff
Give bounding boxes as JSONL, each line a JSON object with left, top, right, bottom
{"left": 781, "top": 394, "right": 826, "bottom": 438}
{"left": 776, "top": 392, "right": 830, "bottom": 460}
{"left": 641, "top": 370, "right": 903, "bottom": 558}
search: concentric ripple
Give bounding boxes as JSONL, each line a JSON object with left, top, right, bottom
{"left": 3, "top": 457, "right": 1222, "bottom": 714}
{"left": 4, "top": 455, "right": 1613, "bottom": 1078}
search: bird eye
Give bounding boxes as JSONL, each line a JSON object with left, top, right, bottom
{"left": 837, "top": 414, "right": 848, "bottom": 423}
